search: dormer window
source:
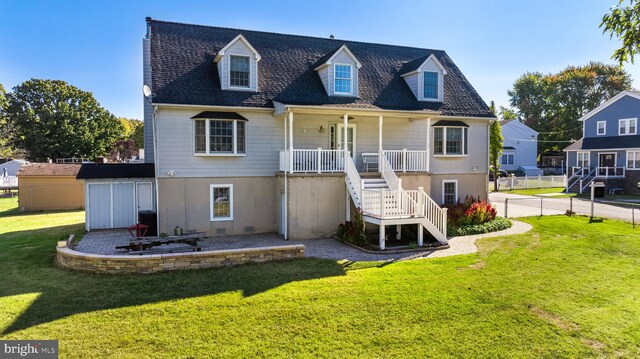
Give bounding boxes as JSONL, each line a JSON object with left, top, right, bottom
{"left": 423, "top": 71, "right": 439, "bottom": 99}
{"left": 334, "top": 64, "right": 352, "bottom": 94}
{"left": 214, "top": 34, "right": 261, "bottom": 92}
{"left": 230, "top": 55, "right": 250, "bottom": 88}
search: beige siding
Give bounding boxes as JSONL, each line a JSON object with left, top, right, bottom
{"left": 19, "top": 176, "right": 84, "bottom": 211}
{"left": 430, "top": 173, "right": 488, "bottom": 204}
{"left": 157, "top": 177, "right": 277, "bottom": 236}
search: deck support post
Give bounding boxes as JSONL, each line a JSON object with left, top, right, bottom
{"left": 343, "top": 114, "right": 349, "bottom": 173}
{"left": 417, "top": 223, "right": 424, "bottom": 246}
{"left": 346, "top": 188, "right": 350, "bottom": 221}
{"left": 396, "top": 224, "right": 401, "bottom": 240}
{"left": 379, "top": 224, "right": 385, "bottom": 250}
{"left": 378, "top": 115, "right": 383, "bottom": 173}
{"left": 288, "top": 111, "right": 294, "bottom": 173}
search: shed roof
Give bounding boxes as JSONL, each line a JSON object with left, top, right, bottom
{"left": 76, "top": 163, "right": 155, "bottom": 179}
{"left": 17, "top": 163, "right": 81, "bottom": 177}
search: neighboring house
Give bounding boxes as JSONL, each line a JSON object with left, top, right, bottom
{"left": 539, "top": 151, "right": 565, "bottom": 175}
{"left": 564, "top": 91, "right": 640, "bottom": 194}
{"left": 17, "top": 163, "right": 84, "bottom": 211}
{"left": 85, "top": 18, "right": 495, "bottom": 249}
{"left": 1, "top": 159, "right": 28, "bottom": 177}
{"left": 499, "top": 119, "right": 541, "bottom": 175}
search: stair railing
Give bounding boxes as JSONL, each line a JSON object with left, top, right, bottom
{"left": 579, "top": 167, "right": 598, "bottom": 193}
{"left": 344, "top": 153, "right": 363, "bottom": 207}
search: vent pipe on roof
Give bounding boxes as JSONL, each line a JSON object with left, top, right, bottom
{"left": 329, "top": 35, "right": 335, "bottom": 39}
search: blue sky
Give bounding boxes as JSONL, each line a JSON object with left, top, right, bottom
{"left": 0, "top": 0, "right": 637, "bottom": 120}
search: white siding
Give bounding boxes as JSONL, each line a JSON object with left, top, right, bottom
{"left": 403, "top": 57, "right": 444, "bottom": 102}
{"left": 318, "top": 66, "right": 329, "bottom": 94}
{"left": 156, "top": 108, "right": 282, "bottom": 177}
{"left": 217, "top": 40, "right": 258, "bottom": 92}
{"left": 143, "top": 37, "right": 154, "bottom": 162}
{"left": 500, "top": 120, "right": 538, "bottom": 171}
{"left": 403, "top": 73, "right": 419, "bottom": 99}
{"left": 429, "top": 120, "right": 490, "bottom": 175}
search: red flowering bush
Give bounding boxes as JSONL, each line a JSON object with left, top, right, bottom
{"left": 446, "top": 196, "right": 497, "bottom": 229}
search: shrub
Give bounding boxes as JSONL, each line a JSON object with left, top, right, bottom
{"left": 337, "top": 208, "right": 367, "bottom": 246}
{"left": 446, "top": 195, "right": 497, "bottom": 229}
{"left": 448, "top": 217, "right": 512, "bottom": 237}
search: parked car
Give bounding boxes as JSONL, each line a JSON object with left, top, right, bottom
{"left": 488, "top": 169, "right": 508, "bottom": 181}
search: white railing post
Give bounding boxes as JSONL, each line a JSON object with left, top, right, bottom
{"left": 317, "top": 148, "right": 322, "bottom": 174}
{"left": 402, "top": 148, "right": 407, "bottom": 172}
{"left": 442, "top": 208, "right": 448, "bottom": 238}
{"left": 418, "top": 186, "right": 424, "bottom": 216}
{"left": 579, "top": 179, "right": 583, "bottom": 194}
{"left": 510, "top": 175, "right": 515, "bottom": 190}
{"left": 397, "top": 178, "right": 403, "bottom": 191}
{"left": 379, "top": 189, "right": 385, "bottom": 217}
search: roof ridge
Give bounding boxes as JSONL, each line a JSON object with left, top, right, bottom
{"left": 148, "top": 18, "right": 447, "bottom": 54}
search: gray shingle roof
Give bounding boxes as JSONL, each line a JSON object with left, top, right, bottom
{"left": 564, "top": 136, "right": 640, "bottom": 151}
{"left": 149, "top": 19, "right": 493, "bottom": 118}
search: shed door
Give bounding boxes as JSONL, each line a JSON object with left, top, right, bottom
{"left": 88, "top": 184, "right": 112, "bottom": 229}
{"left": 112, "top": 183, "right": 135, "bottom": 228}
{"left": 136, "top": 182, "right": 153, "bottom": 211}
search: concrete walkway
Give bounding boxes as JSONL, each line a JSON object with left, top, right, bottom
{"left": 76, "top": 220, "right": 532, "bottom": 262}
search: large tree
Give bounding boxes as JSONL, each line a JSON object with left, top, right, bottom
{"left": 508, "top": 63, "right": 632, "bottom": 153}
{"left": 601, "top": 0, "right": 640, "bottom": 64}
{"left": 5, "top": 79, "right": 124, "bottom": 162}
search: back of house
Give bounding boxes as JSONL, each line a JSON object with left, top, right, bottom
{"left": 84, "top": 18, "right": 495, "bottom": 246}
{"left": 564, "top": 91, "right": 640, "bottom": 194}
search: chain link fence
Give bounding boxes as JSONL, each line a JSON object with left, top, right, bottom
{"left": 490, "top": 195, "right": 640, "bottom": 228}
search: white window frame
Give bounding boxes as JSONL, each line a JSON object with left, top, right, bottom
{"left": 501, "top": 152, "right": 515, "bottom": 165}
{"left": 618, "top": 118, "right": 637, "bottom": 136}
{"left": 577, "top": 151, "right": 590, "bottom": 168}
{"left": 210, "top": 184, "right": 233, "bottom": 221}
{"left": 626, "top": 150, "right": 640, "bottom": 170}
{"left": 422, "top": 71, "right": 440, "bottom": 100}
{"left": 193, "top": 119, "right": 246, "bottom": 156}
{"left": 433, "top": 126, "right": 468, "bottom": 157}
{"left": 442, "top": 179, "right": 458, "bottom": 206}
{"left": 334, "top": 63, "right": 353, "bottom": 95}
{"left": 597, "top": 121, "right": 606, "bottom": 135}
{"left": 228, "top": 54, "right": 251, "bottom": 90}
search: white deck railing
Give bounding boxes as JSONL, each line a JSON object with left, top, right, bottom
{"left": 383, "top": 150, "right": 428, "bottom": 172}
{"left": 344, "top": 154, "right": 363, "bottom": 207}
{"left": 419, "top": 189, "right": 447, "bottom": 238}
{"left": 361, "top": 189, "right": 419, "bottom": 218}
{"left": 380, "top": 150, "right": 401, "bottom": 191}
{"left": 0, "top": 176, "right": 18, "bottom": 188}
{"left": 596, "top": 166, "right": 625, "bottom": 178}
{"left": 279, "top": 149, "right": 345, "bottom": 173}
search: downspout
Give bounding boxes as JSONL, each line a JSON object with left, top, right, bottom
{"left": 283, "top": 110, "right": 288, "bottom": 240}
{"left": 153, "top": 105, "right": 160, "bottom": 233}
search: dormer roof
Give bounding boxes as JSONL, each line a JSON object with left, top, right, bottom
{"left": 214, "top": 34, "right": 261, "bottom": 63}
{"left": 399, "top": 54, "right": 448, "bottom": 77}
{"left": 313, "top": 44, "right": 362, "bottom": 71}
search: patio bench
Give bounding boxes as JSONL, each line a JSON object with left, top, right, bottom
{"left": 126, "top": 245, "right": 203, "bottom": 255}
{"left": 608, "top": 187, "right": 623, "bottom": 195}
{"left": 362, "top": 152, "right": 379, "bottom": 172}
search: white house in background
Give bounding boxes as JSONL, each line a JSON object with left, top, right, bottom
{"left": 499, "top": 119, "right": 541, "bottom": 175}
{"left": 1, "top": 159, "right": 28, "bottom": 177}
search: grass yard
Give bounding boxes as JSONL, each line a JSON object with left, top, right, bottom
{"left": 1, "top": 197, "right": 640, "bottom": 357}
{"left": 500, "top": 187, "right": 576, "bottom": 197}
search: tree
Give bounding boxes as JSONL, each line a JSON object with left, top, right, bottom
{"left": 601, "top": 0, "right": 640, "bottom": 64}
{"left": 118, "top": 117, "right": 144, "bottom": 149}
{"left": 508, "top": 63, "right": 632, "bottom": 153}
{"left": 488, "top": 101, "right": 504, "bottom": 192}
{"left": 498, "top": 106, "right": 518, "bottom": 121}
{"left": 5, "top": 79, "right": 125, "bottom": 162}
{"left": 109, "top": 139, "right": 138, "bottom": 161}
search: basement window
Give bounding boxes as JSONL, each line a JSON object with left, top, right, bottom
{"left": 210, "top": 184, "right": 233, "bottom": 221}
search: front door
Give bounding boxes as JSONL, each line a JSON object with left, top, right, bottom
{"left": 332, "top": 124, "right": 356, "bottom": 157}
{"left": 598, "top": 153, "right": 616, "bottom": 176}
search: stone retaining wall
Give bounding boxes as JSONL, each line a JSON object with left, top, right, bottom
{"left": 56, "top": 243, "right": 305, "bottom": 274}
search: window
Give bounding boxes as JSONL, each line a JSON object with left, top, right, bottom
{"left": 627, "top": 151, "right": 640, "bottom": 169}
{"left": 229, "top": 55, "right": 250, "bottom": 88}
{"left": 194, "top": 119, "right": 246, "bottom": 155}
{"left": 433, "top": 127, "right": 468, "bottom": 156}
{"left": 501, "top": 153, "right": 515, "bottom": 165}
{"left": 619, "top": 118, "right": 637, "bottom": 135}
{"left": 423, "top": 71, "right": 439, "bottom": 99}
{"left": 210, "top": 184, "right": 233, "bottom": 221}
{"left": 597, "top": 121, "right": 606, "bottom": 135}
{"left": 334, "top": 64, "right": 352, "bottom": 94}
{"left": 442, "top": 180, "right": 457, "bottom": 206}
{"left": 577, "top": 152, "right": 589, "bottom": 168}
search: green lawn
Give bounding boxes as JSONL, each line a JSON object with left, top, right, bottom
{"left": 500, "top": 187, "right": 576, "bottom": 197}
{"left": 1, "top": 197, "right": 640, "bottom": 357}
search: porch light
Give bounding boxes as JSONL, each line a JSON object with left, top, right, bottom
{"left": 338, "top": 116, "right": 355, "bottom": 121}
{"left": 319, "top": 125, "right": 325, "bottom": 133}
{"left": 167, "top": 170, "right": 177, "bottom": 176}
